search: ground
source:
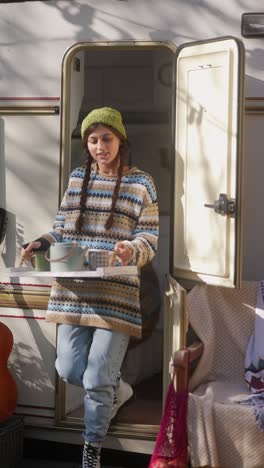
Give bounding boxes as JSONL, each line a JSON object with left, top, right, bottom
{"left": 17, "top": 439, "right": 151, "bottom": 468}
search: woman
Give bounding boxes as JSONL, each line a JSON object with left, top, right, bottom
{"left": 22, "top": 107, "right": 159, "bottom": 468}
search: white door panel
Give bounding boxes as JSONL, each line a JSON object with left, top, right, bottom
{"left": 173, "top": 38, "right": 244, "bottom": 287}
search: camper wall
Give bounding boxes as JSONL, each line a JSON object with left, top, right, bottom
{"left": 0, "top": 0, "right": 263, "bottom": 279}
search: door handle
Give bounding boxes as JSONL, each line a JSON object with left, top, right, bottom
{"left": 204, "top": 193, "right": 236, "bottom": 216}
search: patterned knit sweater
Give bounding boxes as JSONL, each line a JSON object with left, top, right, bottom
{"left": 41, "top": 165, "right": 159, "bottom": 338}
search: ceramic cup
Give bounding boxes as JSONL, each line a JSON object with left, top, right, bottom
{"left": 87, "top": 250, "right": 116, "bottom": 270}
{"left": 33, "top": 251, "right": 50, "bottom": 271}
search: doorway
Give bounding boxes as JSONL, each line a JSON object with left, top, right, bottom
{"left": 58, "top": 42, "right": 175, "bottom": 438}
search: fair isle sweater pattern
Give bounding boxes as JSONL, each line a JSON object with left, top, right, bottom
{"left": 44, "top": 166, "right": 159, "bottom": 338}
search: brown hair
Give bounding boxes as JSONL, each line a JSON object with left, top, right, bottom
{"left": 75, "top": 124, "right": 129, "bottom": 233}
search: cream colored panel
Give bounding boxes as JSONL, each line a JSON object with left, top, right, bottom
{"left": 0, "top": 311, "right": 56, "bottom": 410}
{"left": 178, "top": 52, "right": 230, "bottom": 276}
{"left": 0, "top": 110, "right": 60, "bottom": 279}
{"left": 163, "top": 275, "right": 187, "bottom": 398}
{"left": 174, "top": 39, "right": 243, "bottom": 287}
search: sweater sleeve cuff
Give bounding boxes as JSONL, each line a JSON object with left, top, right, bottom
{"left": 23, "top": 236, "right": 51, "bottom": 252}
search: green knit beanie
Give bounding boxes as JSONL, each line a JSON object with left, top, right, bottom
{"left": 81, "top": 107, "right": 127, "bottom": 141}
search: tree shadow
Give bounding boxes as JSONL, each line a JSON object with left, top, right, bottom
{"left": 2, "top": 290, "right": 56, "bottom": 402}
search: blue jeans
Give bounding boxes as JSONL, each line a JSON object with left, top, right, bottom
{"left": 55, "top": 324, "right": 130, "bottom": 443}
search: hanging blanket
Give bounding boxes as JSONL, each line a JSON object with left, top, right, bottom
{"left": 186, "top": 282, "right": 264, "bottom": 468}
{"left": 240, "top": 280, "right": 264, "bottom": 431}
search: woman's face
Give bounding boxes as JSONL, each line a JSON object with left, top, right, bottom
{"left": 87, "top": 125, "right": 121, "bottom": 173}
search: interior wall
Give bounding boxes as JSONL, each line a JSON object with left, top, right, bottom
{"left": 70, "top": 46, "right": 174, "bottom": 306}
{"left": 242, "top": 112, "right": 264, "bottom": 280}
{"left": 71, "top": 47, "right": 174, "bottom": 215}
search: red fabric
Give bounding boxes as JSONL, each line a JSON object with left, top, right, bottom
{"left": 149, "top": 381, "right": 189, "bottom": 468}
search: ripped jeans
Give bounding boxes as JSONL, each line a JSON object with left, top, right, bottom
{"left": 55, "top": 324, "right": 129, "bottom": 443}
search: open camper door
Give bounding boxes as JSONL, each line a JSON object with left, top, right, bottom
{"left": 172, "top": 37, "right": 245, "bottom": 288}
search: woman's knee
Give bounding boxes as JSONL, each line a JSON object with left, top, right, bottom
{"left": 83, "top": 358, "right": 119, "bottom": 392}
{"left": 83, "top": 330, "right": 129, "bottom": 390}
{"left": 55, "top": 324, "right": 91, "bottom": 386}
{"left": 55, "top": 354, "right": 84, "bottom": 386}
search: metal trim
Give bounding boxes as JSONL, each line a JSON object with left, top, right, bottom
{"left": 0, "top": 106, "right": 60, "bottom": 115}
{"left": 0, "top": 290, "right": 49, "bottom": 309}
{"left": 234, "top": 37, "right": 245, "bottom": 290}
{"left": 55, "top": 374, "right": 66, "bottom": 424}
{"left": 55, "top": 417, "right": 159, "bottom": 440}
{"left": 0, "top": 97, "right": 60, "bottom": 101}
{"left": 245, "top": 99, "right": 264, "bottom": 114}
{"left": 25, "top": 419, "right": 159, "bottom": 440}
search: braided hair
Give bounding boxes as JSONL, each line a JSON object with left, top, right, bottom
{"left": 75, "top": 124, "right": 129, "bottom": 233}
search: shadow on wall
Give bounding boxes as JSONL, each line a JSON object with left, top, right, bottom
{"left": 245, "top": 73, "right": 264, "bottom": 95}
{"left": 46, "top": 1, "right": 135, "bottom": 41}
{"left": 11, "top": 339, "right": 55, "bottom": 399}
{"left": 8, "top": 308, "right": 56, "bottom": 403}
{"left": 45, "top": 0, "right": 242, "bottom": 44}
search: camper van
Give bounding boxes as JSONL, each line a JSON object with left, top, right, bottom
{"left": 0, "top": 0, "right": 263, "bottom": 457}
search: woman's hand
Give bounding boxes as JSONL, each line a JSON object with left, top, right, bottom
{"left": 114, "top": 241, "right": 133, "bottom": 266}
{"left": 20, "top": 241, "right": 41, "bottom": 263}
